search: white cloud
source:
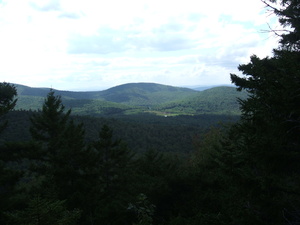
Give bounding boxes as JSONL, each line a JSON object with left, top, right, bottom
{"left": 0, "top": 0, "right": 279, "bottom": 91}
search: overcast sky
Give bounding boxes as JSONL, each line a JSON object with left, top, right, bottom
{"left": 0, "top": 0, "right": 279, "bottom": 91}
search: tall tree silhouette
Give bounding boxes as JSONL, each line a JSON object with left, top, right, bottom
{"left": 0, "top": 82, "right": 17, "bottom": 134}
{"left": 90, "top": 124, "right": 135, "bottom": 225}
{"left": 29, "top": 90, "right": 92, "bottom": 211}
{"left": 227, "top": 0, "right": 300, "bottom": 223}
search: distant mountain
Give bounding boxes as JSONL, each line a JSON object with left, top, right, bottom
{"left": 15, "top": 82, "right": 198, "bottom": 107}
{"left": 13, "top": 82, "right": 245, "bottom": 116}
{"left": 154, "top": 86, "right": 248, "bottom": 115}
{"left": 100, "top": 83, "right": 197, "bottom": 106}
{"left": 15, "top": 84, "right": 100, "bottom": 99}
{"left": 15, "top": 83, "right": 196, "bottom": 105}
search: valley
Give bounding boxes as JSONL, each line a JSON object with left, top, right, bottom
{"left": 2, "top": 82, "right": 244, "bottom": 154}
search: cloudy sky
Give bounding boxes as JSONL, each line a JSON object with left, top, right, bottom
{"left": 0, "top": 0, "right": 279, "bottom": 91}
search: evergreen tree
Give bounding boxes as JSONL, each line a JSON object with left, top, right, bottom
{"left": 0, "top": 82, "right": 17, "bottom": 134}
{"left": 227, "top": 0, "right": 300, "bottom": 224}
{"left": 29, "top": 90, "right": 93, "bottom": 218}
{"left": 30, "top": 89, "right": 71, "bottom": 153}
{"left": 5, "top": 196, "right": 81, "bottom": 225}
{"left": 0, "top": 82, "right": 19, "bottom": 224}
{"left": 262, "top": 0, "right": 300, "bottom": 50}
{"left": 0, "top": 82, "right": 17, "bottom": 116}
{"left": 90, "top": 124, "right": 135, "bottom": 225}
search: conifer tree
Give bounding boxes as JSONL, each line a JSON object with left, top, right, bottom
{"left": 227, "top": 0, "right": 300, "bottom": 224}
{"left": 0, "top": 82, "right": 19, "bottom": 224}
{"left": 30, "top": 89, "right": 71, "bottom": 154}
{"left": 90, "top": 124, "right": 135, "bottom": 225}
{"left": 0, "top": 82, "right": 17, "bottom": 133}
{"left": 6, "top": 196, "right": 81, "bottom": 225}
{"left": 262, "top": 0, "right": 300, "bottom": 50}
{"left": 29, "top": 90, "right": 92, "bottom": 213}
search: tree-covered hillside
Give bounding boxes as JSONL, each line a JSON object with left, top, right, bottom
{"left": 155, "top": 86, "right": 247, "bottom": 115}
{"left": 14, "top": 83, "right": 243, "bottom": 116}
{"left": 100, "top": 83, "right": 197, "bottom": 106}
{"left": 15, "top": 82, "right": 197, "bottom": 105}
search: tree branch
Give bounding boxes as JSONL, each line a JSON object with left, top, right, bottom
{"left": 261, "top": 0, "right": 281, "bottom": 14}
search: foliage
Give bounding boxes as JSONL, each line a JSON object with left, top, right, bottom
{"left": 88, "top": 124, "right": 135, "bottom": 224}
{"left": 6, "top": 196, "right": 81, "bottom": 225}
{"left": 262, "top": 0, "right": 300, "bottom": 50}
{"left": 0, "top": 82, "right": 17, "bottom": 133}
{"left": 0, "top": 82, "right": 17, "bottom": 116}
{"left": 0, "top": 82, "right": 19, "bottom": 224}
{"left": 30, "top": 89, "right": 71, "bottom": 147}
{"left": 14, "top": 95, "right": 45, "bottom": 111}
{"left": 1, "top": 110, "right": 239, "bottom": 153}
{"left": 128, "top": 193, "right": 155, "bottom": 225}
{"left": 226, "top": 0, "right": 300, "bottom": 223}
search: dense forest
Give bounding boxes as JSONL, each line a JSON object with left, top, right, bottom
{"left": 0, "top": 110, "right": 239, "bottom": 153}
{"left": 1, "top": 1, "right": 300, "bottom": 224}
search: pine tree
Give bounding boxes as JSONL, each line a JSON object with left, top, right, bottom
{"left": 90, "top": 124, "right": 135, "bottom": 225}
{"left": 29, "top": 90, "right": 93, "bottom": 214}
{"left": 30, "top": 89, "right": 71, "bottom": 154}
{"left": 0, "top": 82, "right": 17, "bottom": 134}
{"left": 262, "top": 0, "right": 300, "bottom": 50}
{"left": 0, "top": 82, "right": 19, "bottom": 224}
{"left": 227, "top": 0, "right": 300, "bottom": 224}
{"left": 6, "top": 196, "right": 81, "bottom": 225}
{"left": 0, "top": 82, "right": 17, "bottom": 116}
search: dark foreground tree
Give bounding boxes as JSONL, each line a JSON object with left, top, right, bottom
{"left": 0, "top": 82, "right": 19, "bottom": 224}
{"left": 5, "top": 196, "right": 81, "bottom": 225}
{"left": 262, "top": 0, "right": 300, "bottom": 50}
{"left": 0, "top": 82, "right": 17, "bottom": 134}
{"left": 227, "top": 0, "right": 300, "bottom": 224}
{"left": 29, "top": 90, "right": 94, "bottom": 221}
{"left": 30, "top": 89, "right": 71, "bottom": 153}
{"left": 89, "top": 124, "right": 135, "bottom": 225}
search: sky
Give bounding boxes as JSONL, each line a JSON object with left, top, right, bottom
{"left": 0, "top": 0, "right": 280, "bottom": 91}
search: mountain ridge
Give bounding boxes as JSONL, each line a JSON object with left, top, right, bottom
{"left": 12, "top": 82, "right": 244, "bottom": 116}
{"left": 14, "top": 82, "right": 197, "bottom": 96}
{"left": 14, "top": 82, "right": 200, "bottom": 107}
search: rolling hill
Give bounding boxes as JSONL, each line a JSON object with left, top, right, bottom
{"left": 154, "top": 86, "right": 247, "bottom": 115}
{"left": 13, "top": 83, "right": 245, "bottom": 116}
{"left": 98, "top": 83, "right": 197, "bottom": 106}
{"left": 3, "top": 82, "right": 245, "bottom": 152}
{"left": 15, "top": 83, "right": 197, "bottom": 104}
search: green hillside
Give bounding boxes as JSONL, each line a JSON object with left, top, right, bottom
{"left": 14, "top": 83, "right": 244, "bottom": 116}
{"left": 152, "top": 86, "right": 247, "bottom": 115}
{"left": 15, "top": 82, "right": 197, "bottom": 104}
{"left": 62, "top": 98, "right": 142, "bottom": 116}
{"left": 100, "top": 83, "right": 197, "bottom": 106}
